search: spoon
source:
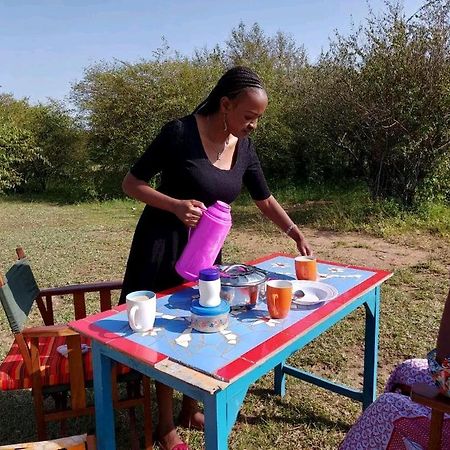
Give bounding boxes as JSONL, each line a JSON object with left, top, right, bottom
{"left": 292, "top": 289, "right": 321, "bottom": 305}
{"left": 293, "top": 289, "right": 305, "bottom": 300}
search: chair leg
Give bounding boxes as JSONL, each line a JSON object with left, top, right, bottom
{"left": 30, "top": 338, "right": 47, "bottom": 441}
{"left": 125, "top": 379, "right": 140, "bottom": 450}
{"left": 86, "top": 433, "right": 97, "bottom": 450}
{"left": 142, "top": 376, "right": 153, "bottom": 450}
{"left": 32, "top": 388, "right": 47, "bottom": 440}
{"left": 125, "top": 376, "right": 153, "bottom": 450}
{"left": 429, "top": 408, "right": 444, "bottom": 450}
{"left": 128, "top": 406, "right": 140, "bottom": 450}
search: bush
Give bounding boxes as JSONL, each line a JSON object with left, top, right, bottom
{"left": 0, "top": 95, "right": 90, "bottom": 197}
{"left": 314, "top": 1, "right": 450, "bottom": 206}
{"left": 0, "top": 123, "right": 46, "bottom": 191}
{"left": 2, "top": 2, "right": 449, "bottom": 207}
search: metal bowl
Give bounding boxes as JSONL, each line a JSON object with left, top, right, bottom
{"left": 219, "top": 264, "right": 268, "bottom": 310}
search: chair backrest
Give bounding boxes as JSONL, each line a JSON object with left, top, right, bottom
{"left": 0, "top": 257, "right": 40, "bottom": 333}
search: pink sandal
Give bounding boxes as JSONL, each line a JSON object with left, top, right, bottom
{"left": 170, "top": 444, "right": 190, "bottom": 450}
{"left": 154, "top": 432, "right": 191, "bottom": 450}
{"left": 155, "top": 440, "right": 190, "bottom": 450}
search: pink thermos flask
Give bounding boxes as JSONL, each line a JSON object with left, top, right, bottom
{"left": 175, "top": 201, "right": 232, "bottom": 281}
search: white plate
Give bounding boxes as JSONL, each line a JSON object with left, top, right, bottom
{"left": 290, "top": 280, "right": 339, "bottom": 305}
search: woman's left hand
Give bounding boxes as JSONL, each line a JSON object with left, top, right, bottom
{"left": 295, "top": 233, "right": 312, "bottom": 256}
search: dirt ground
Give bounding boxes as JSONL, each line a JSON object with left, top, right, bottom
{"left": 230, "top": 227, "right": 436, "bottom": 272}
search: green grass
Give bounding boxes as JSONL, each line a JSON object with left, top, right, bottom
{"left": 235, "top": 182, "right": 450, "bottom": 237}
{"left": 0, "top": 192, "right": 449, "bottom": 449}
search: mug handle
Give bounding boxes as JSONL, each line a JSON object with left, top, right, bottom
{"left": 129, "top": 305, "right": 142, "bottom": 330}
{"left": 270, "top": 293, "right": 279, "bottom": 316}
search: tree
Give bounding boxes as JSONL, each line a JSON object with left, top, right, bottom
{"left": 317, "top": 0, "right": 450, "bottom": 205}
{"left": 224, "top": 23, "right": 309, "bottom": 179}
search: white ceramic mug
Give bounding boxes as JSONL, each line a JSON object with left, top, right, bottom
{"left": 126, "top": 290, "right": 156, "bottom": 332}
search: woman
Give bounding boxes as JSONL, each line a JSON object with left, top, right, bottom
{"left": 120, "top": 66, "right": 312, "bottom": 450}
{"left": 339, "top": 282, "right": 450, "bottom": 450}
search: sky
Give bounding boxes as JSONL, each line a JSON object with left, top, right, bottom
{"left": 1, "top": 0, "right": 425, "bottom": 104}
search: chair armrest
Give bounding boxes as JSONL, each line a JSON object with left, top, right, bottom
{"left": 411, "top": 383, "right": 450, "bottom": 414}
{"left": 22, "top": 324, "right": 79, "bottom": 338}
{"left": 36, "top": 280, "right": 123, "bottom": 324}
{"left": 39, "top": 280, "right": 123, "bottom": 296}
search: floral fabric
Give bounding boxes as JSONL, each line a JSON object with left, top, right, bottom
{"left": 384, "top": 359, "right": 433, "bottom": 394}
{"left": 339, "top": 358, "right": 450, "bottom": 450}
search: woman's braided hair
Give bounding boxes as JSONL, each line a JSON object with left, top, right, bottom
{"left": 194, "top": 66, "right": 264, "bottom": 115}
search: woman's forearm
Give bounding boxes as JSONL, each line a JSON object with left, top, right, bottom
{"left": 254, "top": 195, "right": 312, "bottom": 255}
{"left": 254, "top": 195, "right": 295, "bottom": 232}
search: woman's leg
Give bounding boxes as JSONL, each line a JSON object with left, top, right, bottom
{"left": 339, "top": 393, "right": 432, "bottom": 450}
{"left": 385, "top": 359, "right": 433, "bottom": 393}
{"left": 156, "top": 382, "right": 185, "bottom": 449}
{"left": 179, "top": 395, "right": 205, "bottom": 430}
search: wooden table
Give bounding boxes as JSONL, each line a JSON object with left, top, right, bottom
{"left": 70, "top": 253, "right": 392, "bottom": 449}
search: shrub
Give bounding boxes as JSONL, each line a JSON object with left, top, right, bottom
{"left": 0, "top": 123, "right": 46, "bottom": 192}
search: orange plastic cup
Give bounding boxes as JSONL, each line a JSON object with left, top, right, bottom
{"left": 266, "top": 280, "right": 293, "bottom": 319}
{"left": 295, "top": 256, "right": 318, "bottom": 281}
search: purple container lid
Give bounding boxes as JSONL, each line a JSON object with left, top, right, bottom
{"left": 199, "top": 267, "right": 220, "bottom": 281}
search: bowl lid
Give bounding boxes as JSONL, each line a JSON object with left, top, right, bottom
{"left": 190, "top": 299, "right": 230, "bottom": 316}
{"left": 219, "top": 264, "right": 268, "bottom": 287}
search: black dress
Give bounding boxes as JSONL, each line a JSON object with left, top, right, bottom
{"left": 119, "top": 115, "right": 271, "bottom": 303}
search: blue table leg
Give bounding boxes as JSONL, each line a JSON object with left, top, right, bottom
{"left": 203, "top": 387, "right": 248, "bottom": 450}
{"left": 274, "top": 362, "right": 286, "bottom": 397}
{"left": 203, "top": 390, "right": 229, "bottom": 450}
{"left": 362, "top": 286, "right": 380, "bottom": 410}
{"left": 92, "top": 341, "right": 116, "bottom": 450}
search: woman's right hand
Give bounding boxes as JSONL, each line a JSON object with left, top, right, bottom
{"left": 173, "top": 199, "right": 207, "bottom": 227}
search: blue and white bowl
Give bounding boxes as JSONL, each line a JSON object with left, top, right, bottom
{"left": 190, "top": 299, "right": 230, "bottom": 333}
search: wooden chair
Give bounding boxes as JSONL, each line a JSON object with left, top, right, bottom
{"left": 411, "top": 383, "right": 450, "bottom": 450}
{"left": 0, "top": 247, "right": 152, "bottom": 449}
{"left": 0, "top": 433, "right": 94, "bottom": 450}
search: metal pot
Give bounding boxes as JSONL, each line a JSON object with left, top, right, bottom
{"left": 219, "top": 264, "right": 268, "bottom": 310}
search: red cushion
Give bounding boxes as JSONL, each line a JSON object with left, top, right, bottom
{"left": 0, "top": 336, "right": 130, "bottom": 390}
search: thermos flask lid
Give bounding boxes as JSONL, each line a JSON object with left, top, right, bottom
{"left": 213, "top": 200, "right": 231, "bottom": 212}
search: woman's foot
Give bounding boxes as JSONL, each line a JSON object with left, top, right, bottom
{"left": 156, "top": 425, "right": 189, "bottom": 450}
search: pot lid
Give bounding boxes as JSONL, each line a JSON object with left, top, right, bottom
{"left": 219, "top": 264, "right": 268, "bottom": 287}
